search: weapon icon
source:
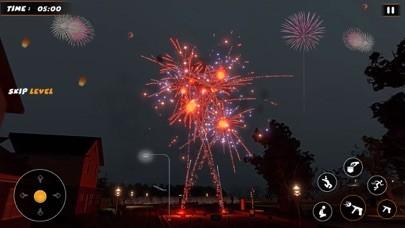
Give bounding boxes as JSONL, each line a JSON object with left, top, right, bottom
{"left": 382, "top": 205, "right": 392, "bottom": 214}
{"left": 344, "top": 201, "right": 363, "bottom": 216}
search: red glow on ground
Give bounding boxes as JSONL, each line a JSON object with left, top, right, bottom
{"left": 177, "top": 209, "right": 187, "bottom": 216}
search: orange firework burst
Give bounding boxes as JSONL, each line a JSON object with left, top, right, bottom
{"left": 143, "top": 37, "right": 292, "bottom": 211}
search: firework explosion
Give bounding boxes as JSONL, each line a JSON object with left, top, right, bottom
{"left": 144, "top": 38, "right": 291, "bottom": 211}
{"left": 281, "top": 11, "right": 325, "bottom": 112}
{"left": 343, "top": 28, "right": 374, "bottom": 53}
{"left": 51, "top": 15, "right": 95, "bottom": 47}
{"left": 281, "top": 11, "right": 325, "bottom": 52}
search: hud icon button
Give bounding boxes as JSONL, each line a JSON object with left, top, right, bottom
{"left": 340, "top": 195, "right": 366, "bottom": 221}
{"left": 343, "top": 157, "right": 363, "bottom": 178}
{"left": 312, "top": 201, "right": 333, "bottom": 222}
{"left": 317, "top": 172, "right": 338, "bottom": 192}
{"left": 383, "top": 4, "right": 400, "bottom": 17}
{"left": 367, "top": 175, "right": 388, "bottom": 196}
{"left": 377, "top": 199, "right": 397, "bottom": 219}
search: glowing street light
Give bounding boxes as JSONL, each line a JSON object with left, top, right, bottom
{"left": 130, "top": 190, "right": 135, "bottom": 198}
{"left": 115, "top": 186, "right": 121, "bottom": 215}
{"left": 292, "top": 184, "right": 302, "bottom": 227}
{"left": 138, "top": 151, "right": 171, "bottom": 220}
{"left": 292, "top": 184, "right": 301, "bottom": 197}
{"left": 115, "top": 187, "right": 121, "bottom": 197}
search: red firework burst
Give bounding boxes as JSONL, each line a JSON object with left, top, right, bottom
{"left": 143, "top": 37, "right": 291, "bottom": 211}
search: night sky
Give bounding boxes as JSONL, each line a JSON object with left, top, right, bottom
{"left": 1, "top": 0, "right": 404, "bottom": 195}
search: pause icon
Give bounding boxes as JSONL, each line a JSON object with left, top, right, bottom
{"left": 383, "top": 4, "right": 400, "bottom": 16}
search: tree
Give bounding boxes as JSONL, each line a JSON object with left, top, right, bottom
{"left": 249, "top": 120, "right": 315, "bottom": 213}
{"left": 365, "top": 39, "right": 405, "bottom": 91}
{"left": 361, "top": 93, "right": 405, "bottom": 179}
{"left": 362, "top": 38, "right": 405, "bottom": 181}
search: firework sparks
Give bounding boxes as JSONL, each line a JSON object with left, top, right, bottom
{"left": 343, "top": 28, "right": 374, "bottom": 53}
{"left": 281, "top": 11, "right": 325, "bottom": 52}
{"left": 51, "top": 15, "right": 95, "bottom": 47}
{"left": 281, "top": 11, "right": 325, "bottom": 112}
{"left": 144, "top": 37, "right": 291, "bottom": 211}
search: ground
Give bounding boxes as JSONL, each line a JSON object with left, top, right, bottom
{"left": 84, "top": 204, "right": 405, "bottom": 228}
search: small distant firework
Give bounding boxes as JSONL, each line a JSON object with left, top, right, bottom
{"left": 51, "top": 15, "right": 95, "bottom": 47}
{"left": 168, "top": 136, "right": 179, "bottom": 148}
{"left": 21, "top": 37, "right": 31, "bottom": 48}
{"left": 128, "top": 32, "right": 134, "bottom": 40}
{"left": 343, "top": 28, "right": 374, "bottom": 52}
{"left": 144, "top": 38, "right": 291, "bottom": 211}
{"left": 362, "top": 3, "right": 369, "bottom": 11}
{"left": 281, "top": 11, "right": 325, "bottom": 52}
{"left": 78, "top": 75, "right": 87, "bottom": 87}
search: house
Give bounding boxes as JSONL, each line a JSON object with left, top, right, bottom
{"left": 0, "top": 38, "right": 24, "bottom": 125}
{"left": 0, "top": 139, "right": 28, "bottom": 224}
{"left": 8, "top": 133, "right": 104, "bottom": 217}
{"left": 0, "top": 133, "right": 104, "bottom": 226}
{"left": 0, "top": 38, "right": 26, "bottom": 226}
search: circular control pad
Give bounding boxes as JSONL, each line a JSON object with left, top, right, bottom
{"left": 13, "top": 169, "right": 66, "bottom": 222}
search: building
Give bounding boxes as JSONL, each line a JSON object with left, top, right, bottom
{"left": 0, "top": 38, "right": 26, "bottom": 226}
{"left": 0, "top": 139, "right": 28, "bottom": 224}
{"left": 8, "top": 133, "right": 104, "bottom": 217}
{"left": 0, "top": 38, "right": 24, "bottom": 125}
{"left": 0, "top": 133, "right": 104, "bottom": 226}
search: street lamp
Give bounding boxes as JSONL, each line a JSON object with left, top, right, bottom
{"left": 292, "top": 184, "right": 301, "bottom": 197}
{"left": 130, "top": 190, "right": 135, "bottom": 198}
{"left": 292, "top": 184, "right": 302, "bottom": 227}
{"left": 139, "top": 151, "right": 171, "bottom": 220}
{"left": 249, "top": 187, "right": 255, "bottom": 216}
{"left": 115, "top": 186, "right": 121, "bottom": 215}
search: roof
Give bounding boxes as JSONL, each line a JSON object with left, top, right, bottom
{"left": 0, "top": 38, "right": 24, "bottom": 114}
{"left": 9, "top": 132, "right": 104, "bottom": 165}
{"left": 0, "top": 143, "right": 30, "bottom": 176}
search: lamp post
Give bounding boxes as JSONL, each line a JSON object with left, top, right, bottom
{"left": 115, "top": 186, "right": 121, "bottom": 215}
{"left": 292, "top": 184, "right": 302, "bottom": 227}
{"left": 140, "top": 152, "right": 171, "bottom": 220}
{"left": 249, "top": 187, "right": 255, "bottom": 216}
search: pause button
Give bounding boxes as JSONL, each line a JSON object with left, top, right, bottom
{"left": 383, "top": 4, "right": 400, "bottom": 16}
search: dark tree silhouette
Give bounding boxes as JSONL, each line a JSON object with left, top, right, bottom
{"left": 249, "top": 120, "right": 315, "bottom": 213}
{"left": 365, "top": 39, "right": 405, "bottom": 91}
{"left": 362, "top": 38, "right": 405, "bottom": 181}
{"left": 361, "top": 93, "right": 405, "bottom": 179}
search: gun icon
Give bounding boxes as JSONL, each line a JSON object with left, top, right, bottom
{"left": 382, "top": 205, "right": 391, "bottom": 214}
